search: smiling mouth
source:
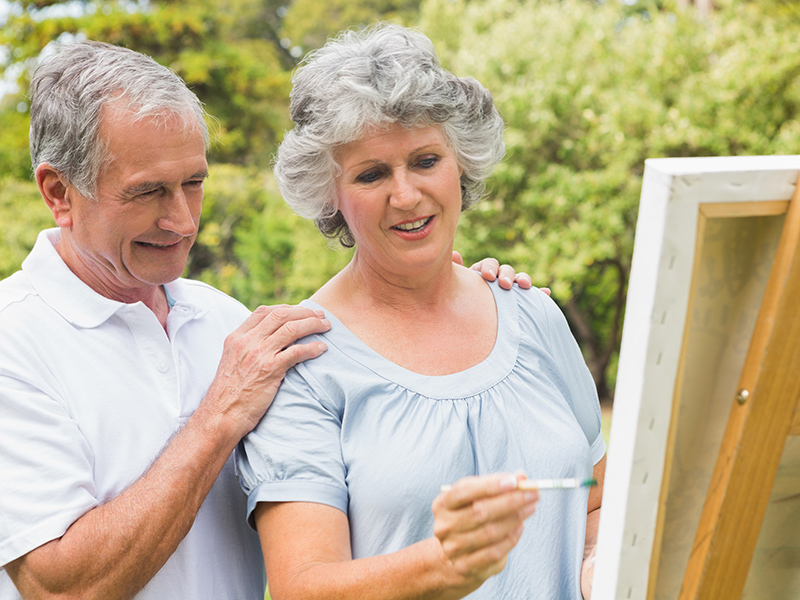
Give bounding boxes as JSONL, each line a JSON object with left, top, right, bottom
{"left": 137, "top": 241, "right": 181, "bottom": 248}
{"left": 393, "top": 217, "right": 432, "bottom": 232}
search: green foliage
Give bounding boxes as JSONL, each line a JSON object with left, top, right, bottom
{"left": 3, "top": 0, "right": 800, "bottom": 401}
{"left": 281, "top": 0, "right": 421, "bottom": 51}
{"left": 0, "top": 0, "right": 293, "bottom": 168}
{"left": 0, "top": 102, "right": 31, "bottom": 180}
{"left": 189, "top": 164, "right": 352, "bottom": 309}
{"left": 427, "top": 0, "right": 800, "bottom": 398}
{"left": 0, "top": 176, "right": 53, "bottom": 280}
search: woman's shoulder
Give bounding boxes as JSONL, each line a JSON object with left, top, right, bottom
{"left": 496, "top": 283, "right": 574, "bottom": 349}
{"left": 494, "top": 280, "right": 555, "bottom": 320}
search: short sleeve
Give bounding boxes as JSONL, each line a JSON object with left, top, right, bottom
{"left": 0, "top": 375, "right": 98, "bottom": 566}
{"left": 236, "top": 367, "right": 349, "bottom": 525}
{"left": 538, "top": 291, "right": 606, "bottom": 465}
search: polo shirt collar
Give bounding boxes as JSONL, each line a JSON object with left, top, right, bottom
{"left": 22, "top": 229, "right": 204, "bottom": 328}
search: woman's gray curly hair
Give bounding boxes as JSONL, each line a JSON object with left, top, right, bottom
{"left": 274, "top": 23, "right": 505, "bottom": 247}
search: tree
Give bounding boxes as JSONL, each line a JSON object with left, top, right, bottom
{"left": 421, "top": 0, "right": 800, "bottom": 401}
{"left": 0, "top": 176, "right": 53, "bottom": 280}
{"left": 4, "top": 0, "right": 800, "bottom": 401}
{"left": 280, "top": 0, "right": 420, "bottom": 52}
{"left": 189, "top": 164, "right": 352, "bottom": 310}
{"left": 0, "top": 0, "right": 382, "bottom": 309}
{"left": 1, "top": 0, "right": 297, "bottom": 167}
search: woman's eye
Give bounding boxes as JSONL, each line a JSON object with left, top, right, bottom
{"left": 418, "top": 157, "right": 439, "bottom": 169}
{"left": 356, "top": 170, "right": 383, "bottom": 184}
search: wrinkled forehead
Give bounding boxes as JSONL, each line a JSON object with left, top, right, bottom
{"left": 94, "top": 99, "right": 208, "bottom": 182}
{"left": 100, "top": 95, "right": 204, "bottom": 138}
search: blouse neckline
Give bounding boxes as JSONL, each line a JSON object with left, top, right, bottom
{"left": 301, "top": 281, "right": 521, "bottom": 399}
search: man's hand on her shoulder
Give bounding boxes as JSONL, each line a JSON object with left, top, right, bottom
{"left": 452, "top": 251, "right": 549, "bottom": 294}
{"left": 203, "top": 305, "right": 330, "bottom": 436}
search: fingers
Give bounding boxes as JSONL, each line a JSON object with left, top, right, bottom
{"left": 432, "top": 473, "right": 539, "bottom": 583}
{"left": 469, "top": 258, "right": 499, "bottom": 283}
{"left": 447, "top": 523, "right": 523, "bottom": 579}
{"left": 440, "top": 502, "right": 535, "bottom": 558}
{"left": 207, "top": 305, "right": 331, "bottom": 433}
{"left": 512, "top": 272, "right": 532, "bottom": 290}
{"left": 224, "top": 305, "right": 331, "bottom": 377}
{"left": 468, "top": 259, "right": 534, "bottom": 290}
{"left": 435, "top": 475, "right": 538, "bottom": 537}
{"left": 245, "top": 305, "right": 330, "bottom": 355}
{"left": 496, "top": 264, "right": 515, "bottom": 289}
{"left": 495, "top": 265, "right": 534, "bottom": 290}
{"left": 451, "top": 250, "right": 465, "bottom": 266}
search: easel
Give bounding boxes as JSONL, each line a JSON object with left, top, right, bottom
{"left": 677, "top": 174, "right": 800, "bottom": 599}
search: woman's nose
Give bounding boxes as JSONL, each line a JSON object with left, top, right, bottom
{"left": 389, "top": 170, "right": 422, "bottom": 210}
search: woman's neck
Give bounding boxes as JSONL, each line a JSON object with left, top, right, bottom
{"left": 314, "top": 251, "right": 458, "bottom": 316}
{"left": 311, "top": 256, "right": 498, "bottom": 376}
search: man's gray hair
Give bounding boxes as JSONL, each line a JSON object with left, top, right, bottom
{"left": 29, "top": 40, "right": 209, "bottom": 200}
{"left": 274, "top": 23, "right": 505, "bottom": 247}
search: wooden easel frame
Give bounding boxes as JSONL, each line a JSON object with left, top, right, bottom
{"left": 677, "top": 176, "right": 800, "bottom": 598}
{"left": 593, "top": 156, "right": 800, "bottom": 600}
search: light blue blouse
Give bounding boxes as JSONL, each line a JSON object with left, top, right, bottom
{"left": 237, "top": 281, "right": 605, "bottom": 599}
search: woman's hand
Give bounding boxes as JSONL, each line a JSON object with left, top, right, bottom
{"left": 432, "top": 473, "right": 539, "bottom": 591}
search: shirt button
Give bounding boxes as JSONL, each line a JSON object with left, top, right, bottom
{"left": 157, "top": 361, "right": 169, "bottom": 373}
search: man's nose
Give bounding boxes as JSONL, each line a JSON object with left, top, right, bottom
{"left": 158, "top": 188, "right": 197, "bottom": 237}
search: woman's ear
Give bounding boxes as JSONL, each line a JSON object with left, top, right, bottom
{"left": 36, "top": 164, "right": 74, "bottom": 228}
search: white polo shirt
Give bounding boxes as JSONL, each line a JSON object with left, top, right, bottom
{"left": 0, "top": 229, "right": 264, "bottom": 599}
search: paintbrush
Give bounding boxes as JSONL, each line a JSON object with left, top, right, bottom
{"left": 440, "top": 478, "right": 597, "bottom": 493}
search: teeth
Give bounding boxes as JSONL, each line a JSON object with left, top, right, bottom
{"left": 395, "top": 218, "right": 429, "bottom": 231}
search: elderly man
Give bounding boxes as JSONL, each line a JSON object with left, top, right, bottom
{"left": 0, "top": 41, "right": 527, "bottom": 599}
{"left": 0, "top": 40, "right": 333, "bottom": 599}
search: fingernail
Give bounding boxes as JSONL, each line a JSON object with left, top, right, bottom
{"left": 488, "top": 269, "right": 496, "bottom": 279}
{"left": 524, "top": 491, "right": 538, "bottom": 503}
{"left": 314, "top": 309, "right": 326, "bottom": 317}
{"left": 502, "top": 276, "right": 512, "bottom": 286}
{"left": 500, "top": 474, "right": 518, "bottom": 491}
{"left": 321, "top": 319, "right": 331, "bottom": 327}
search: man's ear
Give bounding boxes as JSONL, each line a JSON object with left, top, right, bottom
{"left": 36, "top": 164, "right": 74, "bottom": 228}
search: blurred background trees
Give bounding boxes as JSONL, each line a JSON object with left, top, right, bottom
{"left": 2, "top": 0, "right": 799, "bottom": 402}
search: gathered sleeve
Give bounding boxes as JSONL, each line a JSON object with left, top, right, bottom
{"left": 236, "top": 365, "right": 349, "bottom": 526}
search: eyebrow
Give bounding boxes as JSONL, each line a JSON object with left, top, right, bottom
{"left": 347, "top": 144, "right": 444, "bottom": 170}
{"left": 124, "top": 170, "right": 209, "bottom": 195}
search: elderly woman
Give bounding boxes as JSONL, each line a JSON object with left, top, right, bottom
{"left": 237, "top": 24, "right": 605, "bottom": 599}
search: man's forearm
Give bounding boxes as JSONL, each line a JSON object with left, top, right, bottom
{"left": 6, "top": 406, "right": 241, "bottom": 600}
{"left": 6, "top": 305, "right": 329, "bottom": 599}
